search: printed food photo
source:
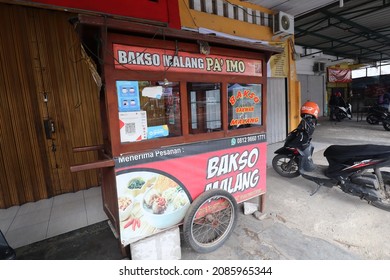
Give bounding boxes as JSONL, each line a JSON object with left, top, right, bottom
{"left": 116, "top": 170, "right": 190, "bottom": 244}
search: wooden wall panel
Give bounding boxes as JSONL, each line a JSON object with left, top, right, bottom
{"left": 0, "top": 6, "right": 49, "bottom": 206}
{"left": 0, "top": 4, "right": 103, "bottom": 208}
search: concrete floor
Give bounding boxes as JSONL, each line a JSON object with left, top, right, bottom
{"left": 8, "top": 117, "right": 390, "bottom": 259}
{"left": 181, "top": 117, "right": 390, "bottom": 260}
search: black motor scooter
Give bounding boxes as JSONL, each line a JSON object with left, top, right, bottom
{"left": 272, "top": 118, "right": 390, "bottom": 211}
{"left": 332, "top": 101, "right": 352, "bottom": 121}
{"left": 271, "top": 115, "right": 316, "bottom": 179}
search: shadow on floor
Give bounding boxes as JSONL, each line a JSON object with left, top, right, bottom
{"left": 14, "top": 221, "right": 124, "bottom": 260}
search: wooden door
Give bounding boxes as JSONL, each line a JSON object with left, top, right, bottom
{"left": 0, "top": 4, "right": 103, "bottom": 208}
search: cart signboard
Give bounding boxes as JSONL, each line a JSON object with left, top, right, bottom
{"left": 115, "top": 133, "right": 266, "bottom": 246}
{"left": 113, "top": 44, "right": 263, "bottom": 77}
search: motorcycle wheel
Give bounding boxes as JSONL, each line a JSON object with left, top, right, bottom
{"left": 383, "top": 121, "right": 390, "bottom": 131}
{"left": 366, "top": 114, "right": 379, "bottom": 125}
{"left": 335, "top": 112, "right": 344, "bottom": 122}
{"left": 272, "top": 154, "right": 300, "bottom": 178}
{"left": 371, "top": 198, "right": 390, "bottom": 212}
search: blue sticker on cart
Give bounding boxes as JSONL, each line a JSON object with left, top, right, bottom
{"left": 147, "top": 125, "right": 169, "bottom": 139}
{"left": 116, "top": 81, "right": 140, "bottom": 112}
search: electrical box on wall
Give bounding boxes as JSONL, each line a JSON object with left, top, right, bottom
{"left": 273, "top": 11, "right": 294, "bottom": 35}
{"left": 313, "top": 62, "right": 326, "bottom": 72}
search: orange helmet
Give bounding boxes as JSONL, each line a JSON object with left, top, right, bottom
{"left": 301, "top": 101, "right": 320, "bottom": 119}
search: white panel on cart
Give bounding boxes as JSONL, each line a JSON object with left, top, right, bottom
{"left": 130, "top": 227, "right": 181, "bottom": 260}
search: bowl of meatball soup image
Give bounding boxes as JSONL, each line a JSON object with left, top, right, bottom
{"left": 142, "top": 174, "right": 190, "bottom": 229}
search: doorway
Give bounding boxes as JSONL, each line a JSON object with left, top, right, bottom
{"left": 0, "top": 5, "right": 102, "bottom": 208}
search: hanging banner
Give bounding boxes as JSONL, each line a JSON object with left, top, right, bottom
{"left": 267, "top": 41, "right": 288, "bottom": 78}
{"left": 113, "top": 44, "right": 263, "bottom": 77}
{"left": 328, "top": 68, "right": 352, "bottom": 83}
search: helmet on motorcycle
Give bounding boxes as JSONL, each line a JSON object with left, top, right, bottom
{"left": 301, "top": 101, "right": 320, "bottom": 119}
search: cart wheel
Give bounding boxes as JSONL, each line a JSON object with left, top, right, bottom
{"left": 183, "top": 189, "right": 238, "bottom": 254}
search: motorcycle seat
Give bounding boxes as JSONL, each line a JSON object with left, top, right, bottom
{"left": 324, "top": 144, "right": 390, "bottom": 160}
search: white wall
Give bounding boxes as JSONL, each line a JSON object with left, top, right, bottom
{"left": 294, "top": 45, "right": 353, "bottom": 75}
{"left": 294, "top": 45, "right": 353, "bottom": 117}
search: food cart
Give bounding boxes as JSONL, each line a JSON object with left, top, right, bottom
{"left": 71, "top": 24, "right": 279, "bottom": 257}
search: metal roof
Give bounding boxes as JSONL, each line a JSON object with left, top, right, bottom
{"left": 245, "top": 0, "right": 390, "bottom": 64}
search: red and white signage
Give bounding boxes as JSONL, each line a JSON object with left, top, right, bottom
{"left": 328, "top": 68, "right": 352, "bottom": 83}
{"left": 113, "top": 44, "right": 263, "bottom": 77}
{"left": 114, "top": 134, "right": 267, "bottom": 245}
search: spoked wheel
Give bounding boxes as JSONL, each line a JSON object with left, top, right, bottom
{"left": 183, "top": 189, "right": 238, "bottom": 254}
{"left": 272, "top": 154, "right": 300, "bottom": 178}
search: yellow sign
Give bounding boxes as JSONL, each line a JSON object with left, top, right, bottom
{"left": 268, "top": 41, "right": 288, "bottom": 77}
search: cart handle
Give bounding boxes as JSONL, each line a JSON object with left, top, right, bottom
{"left": 72, "top": 144, "right": 104, "bottom": 153}
{"left": 70, "top": 145, "right": 115, "bottom": 172}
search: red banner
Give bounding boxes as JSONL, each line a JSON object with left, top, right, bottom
{"left": 114, "top": 134, "right": 267, "bottom": 245}
{"left": 113, "top": 44, "right": 263, "bottom": 77}
{"left": 328, "top": 68, "right": 352, "bottom": 83}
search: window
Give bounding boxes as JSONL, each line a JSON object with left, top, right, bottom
{"left": 116, "top": 80, "right": 181, "bottom": 143}
{"left": 228, "top": 83, "right": 262, "bottom": 130}
{"left": 187, "top": 82, "right": 222, "bottom": 133}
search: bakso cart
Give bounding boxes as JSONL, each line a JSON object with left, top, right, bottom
{"left": 71, "top": 22, "right": 280, "bottom": 256}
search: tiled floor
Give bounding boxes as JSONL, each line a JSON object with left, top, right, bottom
{"left": 0, "top": 186, "right": 108, "bottom": 249}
